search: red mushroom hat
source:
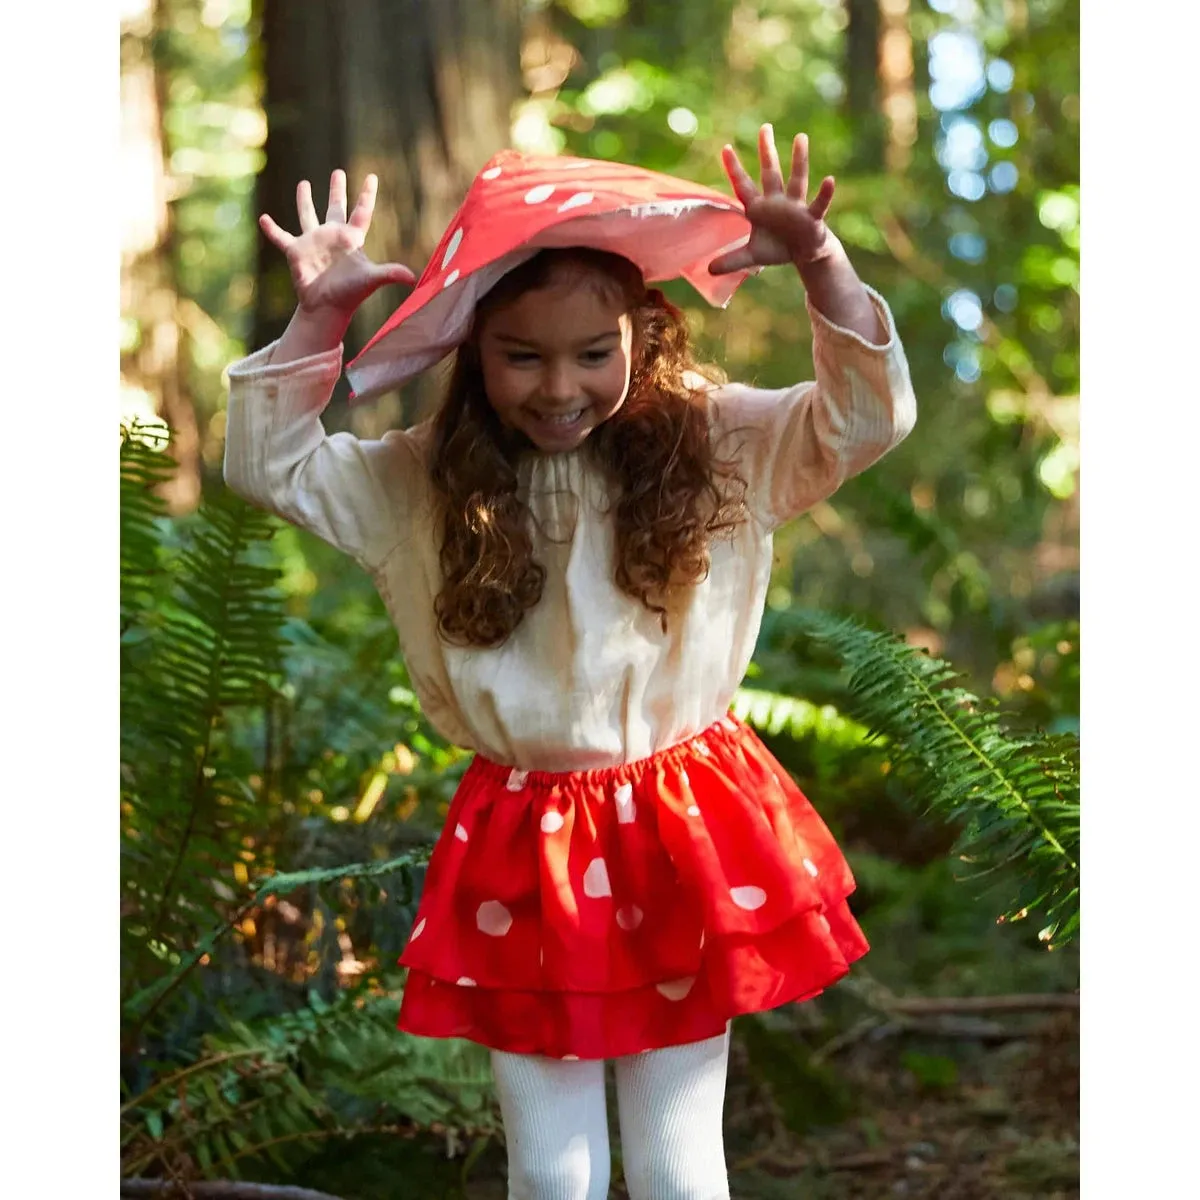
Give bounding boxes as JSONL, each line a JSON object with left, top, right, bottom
{"left": 345, "top": 149, "right": 754, "bottom": 402}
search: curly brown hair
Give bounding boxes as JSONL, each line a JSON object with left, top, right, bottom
{"left": 429, "top": 247, "right": 747, "bottom": 647}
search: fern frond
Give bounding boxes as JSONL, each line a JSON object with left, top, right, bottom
{"left": 123, "top": 847, "right": 433, "bottom": 1030}
{"left": 789, "top": 610, "right": 1080, "bottom": 946}
{"left": 120, "top": 422, "right": 173, "bottom": 630}
{"left": 122, "top": 988, "right": 498, "bottom": 1180}
{"left": 122, "top": 482, "right": 290, "bottom": 993}
{"left": 732, "top": 687, "right": 872, "bottom": 749}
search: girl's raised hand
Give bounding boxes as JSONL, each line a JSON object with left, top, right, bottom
{"left": 259, "top": 170, "right": 416, "bottom": 316}
{"left": 708, "top": 126, "right": 837, "bottom": 276}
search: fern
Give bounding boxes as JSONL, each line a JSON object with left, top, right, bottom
{"left": 732, "top": 686, "right": 872, "bottom": 749}
{"left": 122, "top": 428, "right": 290, "bottom": 1015}
{"left": 787, "top": 610, "right": 1079, "bottom": 947}
{"left": 120, "top": 421, "right": 174, "bottom": 632}
{"left": 123, "top": 847, "right": 434, "bottom": 1027}
{"left": 121, "top": 988, "right": 498, "bottom": 1181}
{"left": 119, "top": 431, "right": 496, "bottom": 1185}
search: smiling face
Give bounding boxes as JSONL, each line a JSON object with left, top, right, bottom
{"left": 476, "top": 269, "right": 636, "bottom": 455}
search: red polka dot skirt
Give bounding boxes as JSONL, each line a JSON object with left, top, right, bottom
{"left": 397, "top": 714, "right": 869, "bottom": 1060}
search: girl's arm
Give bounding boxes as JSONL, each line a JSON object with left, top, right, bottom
{"left": 223, "top": 171, "right": 422, "bottom": 571}
{"left": 708, "top": 287, "right": 915, "bottom": 529}
{"left": 709, "top": 125, "right": 885, "bottom": 343}
{"left": 707, "top": 127, "right": 915, "bottom": 528}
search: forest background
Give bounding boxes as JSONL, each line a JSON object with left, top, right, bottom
{"left": 116, "top": 1, "right": 1081, "bottom": 1196}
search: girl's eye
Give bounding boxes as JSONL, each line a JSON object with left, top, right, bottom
{"left": 505, "top": 352, "right": 539, "bottom": 365}
{"left": 581, "top": 350, "right": 614, "bottom": 365}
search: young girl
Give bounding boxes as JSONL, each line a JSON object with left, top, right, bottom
{"left": 225, "top": 126, "right": 916, "bottom": 1199}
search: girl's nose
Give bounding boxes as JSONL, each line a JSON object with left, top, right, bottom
{"left": 542, "top": 361, "right": 576, "bottom": 401}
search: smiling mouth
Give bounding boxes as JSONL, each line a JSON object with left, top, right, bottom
{"left": 532, "top": 407, "right": 586, "bottom": 427}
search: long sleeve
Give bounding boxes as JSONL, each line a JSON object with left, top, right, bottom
{"left": 223, "top": 342, "right": 429, "bottom": 572}
{"left": 709, "top": 286, "right": 917, "bottom": 530}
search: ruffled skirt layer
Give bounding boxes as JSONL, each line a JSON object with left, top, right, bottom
{"left": 397, "top": 715, "right": 868, "bottom": 1059}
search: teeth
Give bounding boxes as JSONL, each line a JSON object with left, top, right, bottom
{"left": 540, "top": 409, "right": 584, "bottom": 425}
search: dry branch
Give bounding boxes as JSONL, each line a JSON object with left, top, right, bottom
{"left": 884, "top": 993, "right": 1079, "bottom": 1016}
{"left": 121, "top": 1182, "right": 346, "bottom": 1200}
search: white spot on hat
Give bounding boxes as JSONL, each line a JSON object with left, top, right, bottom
{"left": 441, "top": 227, "right": 463, "bottom": 268}
{"left": 524, "top": 184, "right": 556, "bottom": 204}
{"left": 583, "top": 857, "right": 612, "bottom": 898}
{"left": 616, "top": 904, "right": 643, "bottom": 931}
{"left": 803, "top": 857, "right": 819, "bottom": 877}
{"left": 507, "top": 768, "right": 529, "bottom": 791}
{"left": 456, "top": 976, "right": 477, "bottom": 987}
{"left": 454, "top": 822, "right": 468, "bottom": 842}
{"left": 443, "top": 268, "right": 460, "bottom": 288}
{"left": 730, "top": 885, "right": 767, "bottom": 911}
{"left": 656, "top": 976, "right": 695, "bottom": 1001}
{"left": 481, "top": 166, "right": 502, "bottom": 179}
{"left": 557, "top": 191, "right": 594, "bottom": 212}
{"left": 409, "top": 917, "right": 426, "bottom": 941}
{"left": 540, "top": 810, "right": 565, "bottom": 834}
{"left": 614, "top": 782, "right": 636, "bottom": 824}
{"left": 476, "top": 900, "right": 513, "bottom": 937}
{"left": 562, "top": 1053, "right": 580, "bottom": 1061}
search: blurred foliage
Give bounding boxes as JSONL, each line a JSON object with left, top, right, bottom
{"left": 519, "top": 0, "right": 1081, "bottom": 689}
{"left": 121, "top": 0, "right": 1078, "bottom": 1193}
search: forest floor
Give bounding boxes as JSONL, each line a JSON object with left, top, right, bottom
{"left": 298, "top": 1002, "right": 1079, "bottom": 1199}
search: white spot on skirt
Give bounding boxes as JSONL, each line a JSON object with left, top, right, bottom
{"left": 721, "top": 716, "right": 737, "bottom": 732}
{"left": 656, "top": 976, "right": 695, "bottom": 1001}
{"left": 696, "top": 743, "right": 712, "bottom": 757}
{"left": 524, "top": 183, "right": 555, "bottom": 204}
{"left": 540, "top": 810, "right": 565, "bottom": 833}
{"left": 557, "top": 191, "right": 594, "bottom": 212}
{"left": 507, "top": 768, "right": 529, "bottom": 791}
{"left": 616, "top": 905, "right": 643, "bottom": 931}
{"left": 456, "top": 976, "right": 477, "bottom": 987}
{"left": 730, "top": 885, "right": 767, "bottom": 911}
{"left": 699, "top": 929, "right": 706, "bottom": 949}
{"left": 614, "top": 782, "right": 636, "bottom": 824}
{"left": 476, "top": 900, "right": 513, "bottom": 937}
{"left": 481, "top": 166, "right": 502, "bottom": 179}
{"left": 680, "top": 769, "right": 691, "bottom": 788}
{"left": 687, "top": 804, "right": 701, "bottom": 817}
{"left": 583, "top": 857, "right": 612, "bottom": 898}
{"left": 443, "top": 268, "right": 460, "bottom": 288}
{"left": 410, "top": 917, "right": 426, "bottom": 941}
{"left": 803, "top": 857, "right": 819, "bottom": 877}
{"left": 818, "top": 913, "right": 832, "bottom": 932}
{"left": 454, "top": 823, "right": 468, "bottom": 842}
{"left": 441, "top": 227, "right": 463, "bottom": 268}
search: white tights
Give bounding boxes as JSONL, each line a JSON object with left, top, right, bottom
{"left": 491, "top": 1027, "right": 731, "bottom": 1200}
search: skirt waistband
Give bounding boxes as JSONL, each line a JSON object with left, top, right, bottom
{"left": 470, "top": 713, "right": 747, "bottom": 791}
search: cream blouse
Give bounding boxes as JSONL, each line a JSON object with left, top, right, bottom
{"left": 224, "top": 289, "right": 917, "bottom": 771}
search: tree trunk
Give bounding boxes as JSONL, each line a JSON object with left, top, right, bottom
{"left": 844, "top": 0, "right": 886, "bottom": 172}
{"left": 253, "top": 0, "right": 523, "bottom": 427}
{"left": 879, "top": 0, "right": 915, "bottom": 174}
{"left": 120, "top": 0, "right": 203, "bottom": 514}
